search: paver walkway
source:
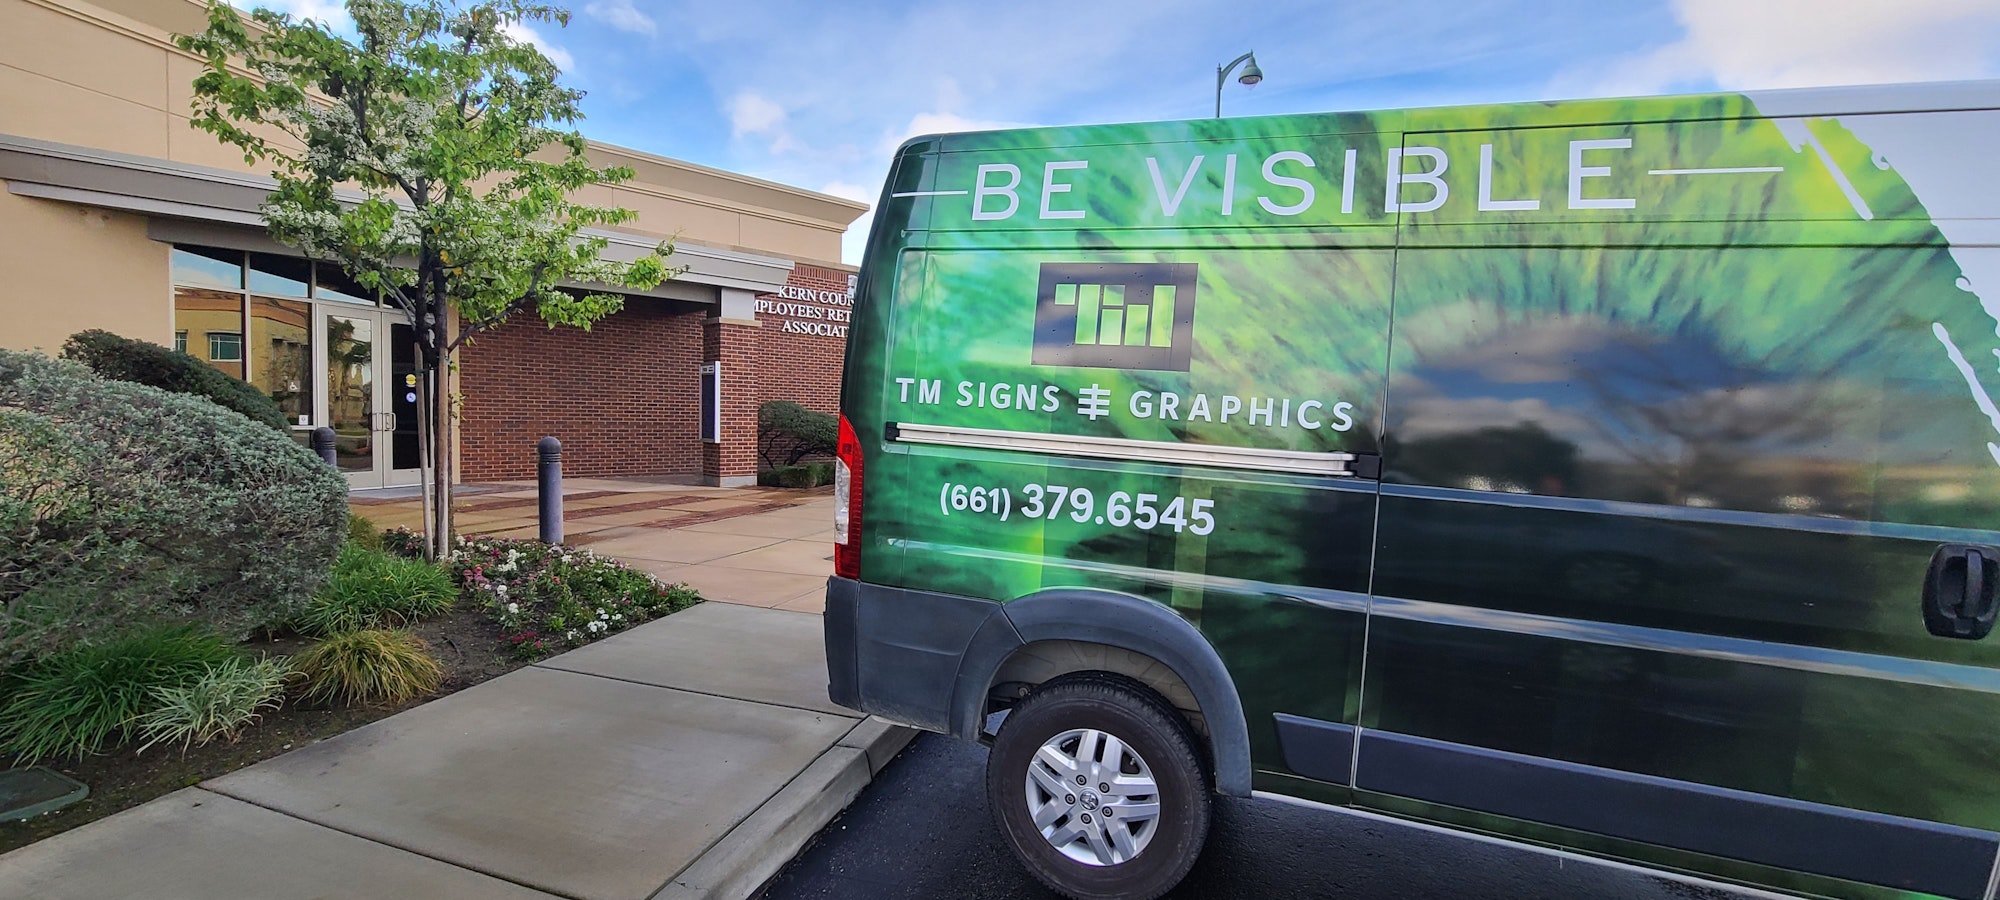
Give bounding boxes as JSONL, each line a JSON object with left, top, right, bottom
{"left": 352, "top": 480, "right": 837, "bottom": 613}
{"left": 0, "top": 498, "right": 907, "bottom": 900}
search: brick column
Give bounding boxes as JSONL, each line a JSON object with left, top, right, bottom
{"left": 701, "top": 288, "right": 761, "bottom": 486}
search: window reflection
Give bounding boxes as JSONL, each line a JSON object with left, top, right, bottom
{"left": 1385, "top": 247, "right": 2000, "bottom": 530}
{"left": 173, "top": 287, "right": 245, "bottom": 380}
{"left": 249, "top": 252, "right": 311, "bottom": 298}
{"left": 251, "top": 297, "right": 313, "bottom": 427}
{"left": 171, "top": 247, "right": 243, "bottom": 291}
{"left": 313, "top": 264, "right": 377, "bottom": 305}
{"left": 326, "top": 315, "right": 375, "bottom": 472}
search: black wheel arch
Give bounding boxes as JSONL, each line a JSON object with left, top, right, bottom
{"left": 950, "top": 588, "right": 1254, "bottom": 797}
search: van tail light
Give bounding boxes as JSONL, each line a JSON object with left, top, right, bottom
{"left": 833, "top": 414, "right": 863, "bottom": 579}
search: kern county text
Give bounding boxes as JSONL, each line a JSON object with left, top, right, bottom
{"left": 758, "top": 284, "right": 853, "bottom": 339}
{"left": 894, "top": 376, "right": 1356, "bottom": 432}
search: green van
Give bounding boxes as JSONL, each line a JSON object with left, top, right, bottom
{"left": 822, "top": 80, "right": 2000, "bottom": 900}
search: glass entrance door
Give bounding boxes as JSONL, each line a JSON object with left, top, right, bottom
{"left": 319, "top": 307, "right": 422, "bottom": 489}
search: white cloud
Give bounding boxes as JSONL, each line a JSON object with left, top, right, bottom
{"left": 501, "top": 20, "right": 575, "bottom": 73}
{"left": 729, "top": 92, "right": 805, "bottom": 155}
{"left": 584, "top": 0, "right": 656, "bottom": 37}
{"left": 729, "top": 92, "right": 787, "bottom": 137}
{"left": 1565, "top": 0, "right": 2000, "bottom": 95}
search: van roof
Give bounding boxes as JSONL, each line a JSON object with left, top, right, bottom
{"left": 897, "top": 78, "right": 2000, "bottom": 157}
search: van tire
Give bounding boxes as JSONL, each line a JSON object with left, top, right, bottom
{"left": 986, "top": 674, "right": 1211, "bottom": 900}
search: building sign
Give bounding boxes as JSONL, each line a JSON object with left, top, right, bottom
{"left": 757, "top": 280, "right": 856, "bottom": 339}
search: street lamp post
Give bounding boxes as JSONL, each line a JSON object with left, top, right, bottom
{"left": 1215, "top": 51, "right": 1263, "bottom": 118}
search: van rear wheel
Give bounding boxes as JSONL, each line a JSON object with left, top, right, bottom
{"left": 986, "top": 676, "right": 1210, "bottom": 900}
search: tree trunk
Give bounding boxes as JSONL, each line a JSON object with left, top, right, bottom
{"left": 432, "top": 356, "right": 456, "bottom": 556}
{"left": 426, "top": 293, "right": 455, "bottom": 560}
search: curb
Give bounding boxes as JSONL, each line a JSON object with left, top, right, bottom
{"left": 651, "top": 716, "right": 919, "bottom": 900}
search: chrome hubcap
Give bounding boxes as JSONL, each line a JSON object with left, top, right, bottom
{"left": 1024, "top": 728, "right": 1162, "bottom": 866}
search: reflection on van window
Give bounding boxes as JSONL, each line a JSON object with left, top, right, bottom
{"left": 1385, "top": 248, "right": 2000, "bottom": 530}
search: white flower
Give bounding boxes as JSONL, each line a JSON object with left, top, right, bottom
{"left": 566, "top": 629, "right": 580, "bottom": 640}
{"left": 505, "top": 603, "right": 519, "bottom": 614}
{"left": 585, "top": 620, "right": 606, "bottom": 633}
{"left": 597, "top": 609, "right": 609, "bottom": 619}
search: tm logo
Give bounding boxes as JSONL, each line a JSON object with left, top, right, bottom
{"left": 1031, "top": 263, "right": 1198, "bottom": 371}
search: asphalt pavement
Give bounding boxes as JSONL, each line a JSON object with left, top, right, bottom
{"left": 759, "top": 733, "right": 1759, "bottom": 900}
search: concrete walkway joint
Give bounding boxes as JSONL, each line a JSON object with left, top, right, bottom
{"left": 0, "top": 499, "right": 910, "bottom": 900}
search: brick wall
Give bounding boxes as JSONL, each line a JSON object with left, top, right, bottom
{"left": 458, "top": 263, "right": 855, "bottom": 483}
{"left": 749, "top": 263, "right": 853, "bottom": 416}
{"left": 459, "top": 299, "right": 706, "bottom": 480}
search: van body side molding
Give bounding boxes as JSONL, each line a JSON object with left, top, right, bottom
{"left": 1355, "top": 730, "right": 2000, "bottom": 900}
{"left": 891, "top": 421, "right": 1365, "bottom": 477}
{"left": 1272, "top": 714, "right": 1355, "bottom": 785}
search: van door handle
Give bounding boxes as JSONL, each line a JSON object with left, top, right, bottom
{"left": 1923, "top": 544, "right": 1999, "bottom": 639}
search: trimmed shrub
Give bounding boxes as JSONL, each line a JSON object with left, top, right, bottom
{"left": 290, "top": 630, "right": 443, "bottom": 706}
{"left": 135, "top": 658, "right": 290, "bottom": 753}
{"left": 757, "top": 400, "right": 837, "bottom": 468}
{"left": 0, "top": 350, "right": 348, "bottom": 667}
{"left": 0, "top": 626, "right": 242, "bottom": 762}
{"left": 757, "top": 464, "right": 834, "bottom": 489}
{"left": 61, "top": 329, "right": 289, "bottom": 431}
{"left": 346, "top": 513, "right": 385, "bottom": 552}
{"left": 299, "top": 544, "right": 456, "bottom": 636}
{"left": 451, "top": 537, "right": 702, "bottom": 659}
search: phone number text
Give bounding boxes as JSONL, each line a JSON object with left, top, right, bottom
{"left": 938, "top": 482, "right": 1216, "bottom": 535}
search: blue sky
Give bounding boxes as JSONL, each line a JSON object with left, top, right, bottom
{"left": 252, "top": 0, "right": 2000, "bottom": 263}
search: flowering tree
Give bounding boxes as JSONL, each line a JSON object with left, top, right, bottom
{"left": 178, "top": 0, "right": 675, "bottom": 558}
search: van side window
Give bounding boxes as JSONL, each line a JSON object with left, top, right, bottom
{"left": 1384, "top": 247, "right": 2000, "bottom": 528}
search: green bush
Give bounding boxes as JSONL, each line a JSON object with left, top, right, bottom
{"left": 346, "top": 514, "right": 385, "bottom": 552}
{"left": 291, "top": 629, "right": 443, "bottom": 706}
{"left": 300, "top": 543, "right": 456, "bottom": 636}
{"left": 451, "top": 537, "right": 702, "bottom": 659}
{"left": 757, "top": 400, "right": 837, "bottom": 468}
{"left": 757, "top": 464, "right": 834, "bottom": 489}
{"left": 135, "top": 658, "right": 290, "bottom": 753}
{"left": 0, "top": 351, "right": 348, "bottom": 668}
{"left": 757, "top": 461, "right": 836, "bottom": 488}
{"left": 0, "top": 626, "right": 241, "bottom": 762}
{"left": 61, "top": 329, "right": 289, "bottom": 431}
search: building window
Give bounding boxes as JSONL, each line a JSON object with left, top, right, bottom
{"left": 171, "top": 246, "right": 244, "bottom": 291}
{"left": 207, "top": 331, "right": 243, "bottom": 362}
{"left": 174, "top": 330, "right": 188, "bottom": 353}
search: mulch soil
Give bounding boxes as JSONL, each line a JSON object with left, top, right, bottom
{"left": 0, "top": 605, "right": 527, "bottom": 854}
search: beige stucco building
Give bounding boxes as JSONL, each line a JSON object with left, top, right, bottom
{"left": 2, "top": 0, "right": 869, "bottom": 487}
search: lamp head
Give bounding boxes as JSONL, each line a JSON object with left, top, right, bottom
{"left": 1238, "top": 55, "right": 1263, "bottom": 86}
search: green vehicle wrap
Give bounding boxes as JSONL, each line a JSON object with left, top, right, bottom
{"left": 839, "top": 83, "right": 2000, "bottom": 900}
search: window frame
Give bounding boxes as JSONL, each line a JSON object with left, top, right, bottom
{"left": 206, "top": 330, "right": 244, "bottom": 362}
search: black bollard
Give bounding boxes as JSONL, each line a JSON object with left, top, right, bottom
{"left": 312, "top": 426, "right": 338, "bottom": 467}
{"left": 538, "top": 436, "right": 563, "bottom": 545}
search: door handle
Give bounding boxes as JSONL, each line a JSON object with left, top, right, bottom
{"left": 1923, "top": 544, "right": 1999, "bottom": 640}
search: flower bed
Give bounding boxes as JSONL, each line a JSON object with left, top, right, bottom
{"left": 446, "top": 536, "right": 701, "bottom": 659}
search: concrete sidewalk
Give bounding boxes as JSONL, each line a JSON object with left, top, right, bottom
{"left": 0, "top": 601, "right": 914, "bottom": 900}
